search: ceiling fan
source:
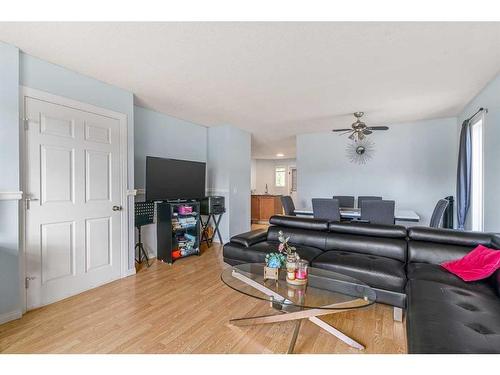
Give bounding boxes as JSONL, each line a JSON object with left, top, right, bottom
{"left": 332, "top": 112, "right": 389, "bottom": 141}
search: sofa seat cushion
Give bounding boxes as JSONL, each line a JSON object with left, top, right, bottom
{"left": 223, "top": 241, "right": 323, "bottom": 264}
{"left": 407, "top": 279, "right": 500, "bottom": 353}
{"left": 407, "top": 263, "right": 497, "bottom": 297}
{"left": 311, "top": 251, "right": 406, "bottom": 292}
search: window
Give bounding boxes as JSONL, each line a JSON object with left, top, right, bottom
{"left": 275, "top": 167, "right": 286, "bottom": 187}
{"left": 471, "top": 117, "right": 484, "bottom": 231}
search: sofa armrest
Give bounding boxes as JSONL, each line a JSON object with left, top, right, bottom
{"left": 230, "top": 229, "right": 267, "bottom": 247}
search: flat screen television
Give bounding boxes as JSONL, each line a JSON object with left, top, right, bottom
{"left": 146, "top": 156, "right": 206, "bottom": 201}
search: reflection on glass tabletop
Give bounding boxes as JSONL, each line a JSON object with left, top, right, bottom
{"left": 221, "top": 263, "right": 376, "bottom": 310}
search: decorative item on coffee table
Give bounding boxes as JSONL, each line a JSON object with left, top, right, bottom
{"left": 264, "top": 252, "right": 285, "bottom": 281}
{"left": 275, "top": 230, "right": 307, "bottom": 285}
{"left": 287, "top": 259, "right": 308, "bottom": 285}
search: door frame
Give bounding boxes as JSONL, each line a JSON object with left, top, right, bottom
{"left": 288, "top": 165, "right": 297, "bottom": 204}
{"left": 19, "top": 86, "right": 130, "bottom": 313}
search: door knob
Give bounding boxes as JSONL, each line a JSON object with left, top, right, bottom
{"left": 112, "top": 205, "right": 122, "bottom": 211}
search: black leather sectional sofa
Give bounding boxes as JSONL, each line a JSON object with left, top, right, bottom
{"left": 223, "top": 215, "right": 500, "bottom": 353}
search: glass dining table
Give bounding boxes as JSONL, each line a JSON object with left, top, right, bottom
{"left": 294, "top": 207, "right": 420, "bottom": 222}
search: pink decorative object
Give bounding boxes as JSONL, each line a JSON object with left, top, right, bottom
{"left": 441, "top": 245, "right": 500, "bottom": 282}
{"left": 295, "top": 269, "right": 307, "bottom": 279}
{"left": 295, "top": 260, "right": 308, "bottom": 280}
{"left": 179, "top": 205, "right": 193, "bottom": 214}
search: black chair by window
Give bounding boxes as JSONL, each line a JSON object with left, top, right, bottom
{"left": 429, "top": 199, "right": 450, "bottom": 228}
{"left": 332, "top": 195, "right": 355, "bottom": 208}
{"left": 281, "top": 195, "right": 296, "bottom": 216}
{"left": 312, "top": 198, "right": 341, "bottom": 221}
{"left": 360, "top": 199, "right": 395, "bottom": 225}
{"left": 357, "top": 196, "right": 382, "bottom": 208}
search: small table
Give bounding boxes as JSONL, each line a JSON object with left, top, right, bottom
{"left": 200, "top": 210, "right": 225, "bottom": 247}
{"left": 221, "top": 263, "right": 376, "bottom": 353}
{"left": 294, "top": 207, "right": 420, "bottom": 222}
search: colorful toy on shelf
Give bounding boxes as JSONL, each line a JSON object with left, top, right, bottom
{"left": 172, "top": 249, "right": 182, "bottom": 260}
{"left": 178, "top": 205, "right": 193, "bottom": 215}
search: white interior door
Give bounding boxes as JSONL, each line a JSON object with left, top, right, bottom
{"left": 24, "top": 96, "right": 123, "bottom": 310}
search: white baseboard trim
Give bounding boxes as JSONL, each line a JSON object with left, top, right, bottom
{"left": 124, "top": 268, "right": 136, "bottom": 277}
{"left": 0, "top": 191, "right": 23, "bottom": 201}
{"left": 211, "top": 237, "right": 229, "bottom": 244}
{"left": 0, "top": 310, "right": 22, "bottom": 325}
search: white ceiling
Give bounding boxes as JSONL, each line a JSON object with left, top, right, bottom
{"left": 1, "top": 22, "right": 500, "bottom": 158}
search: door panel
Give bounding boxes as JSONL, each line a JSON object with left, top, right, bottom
{"left": 41, "top": 145, "right": 74, "bottom": 204}
{"left": 85, "top": 150, "right": 111, "bottom": 202}
{"left": 85, "top": 217, "right": 111, "bottom": 272}
{"left": 85, "top": 121, "right": 111, "bottom": 144}
{"left": 25, "top": 96, "right": 123, "bottom": 310}
{"left": 40, "top": 115, "right": 75, "bottom": 138}
{"left": 41, "top": 221, "right": 75, "bottom": 283}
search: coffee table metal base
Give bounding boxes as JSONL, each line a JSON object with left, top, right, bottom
{"left": 229, "top": 270, "right": 365, "bottom": 353}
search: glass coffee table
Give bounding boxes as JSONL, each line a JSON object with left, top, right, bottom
{"left": 221, "top": 263, "right": 376, "bottom": 353}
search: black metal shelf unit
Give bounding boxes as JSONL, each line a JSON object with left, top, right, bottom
{"left": 156, "top": 201, "right": 201, "bottom": 264}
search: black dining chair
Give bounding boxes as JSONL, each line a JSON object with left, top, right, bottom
{"left": 280, "top": 196, "right": 296, "bottom": 216}
{"left": 429, "top": 199, "right": 449, "bottom": 228}
{"left": 357, "top": 196, "right": 382, "bottom": 208}
{"left": 360, "top": 200, "right": 395, "bottom": 225}
{"left": 332, "top": 195, "right": 355, "bottom": 208}
{"left": 312, "top": 198, "right": 341, "bottom": 221}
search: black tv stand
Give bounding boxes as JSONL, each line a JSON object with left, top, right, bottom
{"left": 156, "top": 200, "right": 201, "bottom": 264}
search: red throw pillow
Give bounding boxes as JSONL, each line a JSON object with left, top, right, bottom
{"left": 441, "top": 245, "right": 500, "bottom": 282}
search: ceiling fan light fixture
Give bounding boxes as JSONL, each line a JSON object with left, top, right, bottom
{"left": 332, "top": 112, "right": 389, "bottom": 140}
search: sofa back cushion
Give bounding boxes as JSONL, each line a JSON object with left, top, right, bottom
{"left": 324, "top": 232, "right": 407, "bottom": 261}
{"left": 325, "top": 222, "right": 407, "bottom": 261}
{"left": 267, "top": 225, "right": 327, "bottom": 251}
{"left": 328, "top": 222, "right": 407, "bottom": 238}
{"left": 408, "top": 227, "right": 499, "bottom": 264}
{"left": 269, "top": 215, "right": 329, "bottom": 231}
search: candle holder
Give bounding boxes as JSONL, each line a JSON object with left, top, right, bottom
{"left": 286, "top": 259, "right": 308, "bottom": 286}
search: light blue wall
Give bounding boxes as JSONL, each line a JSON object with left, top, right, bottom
{"left": 134, "top": 105, "right": 207, "bottom": 189}
{"left": 297, "top": 118, "right": 458, "bottom": 226}
{"left": 228, "top": 127, "right": 251, "bottom": 237}
{"left": 458, "top": 73, "right": 500, "bottom": 232}
{"left": 0, "top": 41, "right": 20, "bottom": 319}
{"left": 207, "top": 126, "right": 231, "bottom": 241}
{"left": 20, "top": 53, "right": 136, "bottom": 270}
{"left": 207, "top": 126, "right": 251, "bottom": 242}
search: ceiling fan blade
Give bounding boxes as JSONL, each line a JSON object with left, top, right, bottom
{"left": 362, "top": 129, "right": 373, "bottom": 135}
{"left": 338, "top": 130, "right": 354, "bottom": 136}
{"left": 366, "top": 126, "right": 389, "bottom": 131}
{"left": 332, "top": 128, "right": 353, "bottom": 132}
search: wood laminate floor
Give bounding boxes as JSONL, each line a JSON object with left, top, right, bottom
{"left": 0, "top": 244, "right": 406, "bottom": 354}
